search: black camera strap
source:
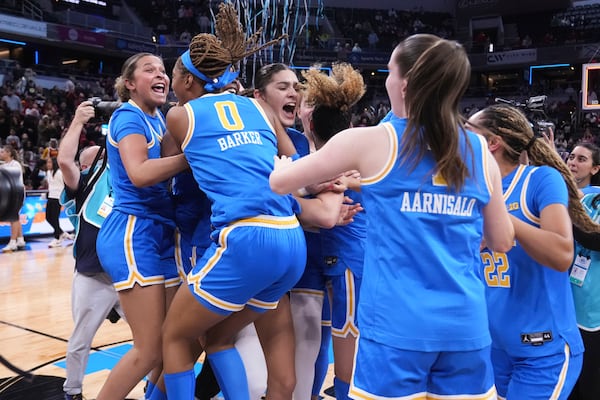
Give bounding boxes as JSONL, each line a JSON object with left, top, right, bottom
{"left": 76, "top": 140, "right": 108, "bottom": 214}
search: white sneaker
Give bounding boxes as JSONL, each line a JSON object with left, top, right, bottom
{"left": 48, "top": 238, "right": 63, "bottom": 248}
{"left": 60, "top": 232, "right": 74, "bottom": 241}
{"left": 16, "top": 237, "right": 26, "bottom": 249}
{"left": 2, "top": 240, "right": 18, "bottom": 252}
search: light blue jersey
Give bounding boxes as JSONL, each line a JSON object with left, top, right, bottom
{"left": 358, "top": 118, "right": 492, "bottom": 352}
{"left": 582, "top": 184, "right": 600, "bottom": 195}
{"left": 105, "top": 100, "right": 174, "bottom": 225}
{"left": 98, "top": 100, "right": 178, "bottom": 289}
{"left": 480, "top": 164, "right": 583, "bottom": 358}
{"left": 320, "top": 189, "right": 366, "bottom": 278}
{"left": 181, "top": 92, "right": 300, "bottom": 236}
{"left": 172, "top": 171, "right": 212, "bottom": 276}
{"left": 480, "top": 164, "right": 583, "bottom": 398}
{"left": 180, "top": 92, "right": 305, "bottom": 314}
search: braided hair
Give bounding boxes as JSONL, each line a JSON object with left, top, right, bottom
{"left": 188, "top": 3, "right": 286, "bottom": 81}
{"left": 470, "top": 103, "right": 600, "bottom": 234}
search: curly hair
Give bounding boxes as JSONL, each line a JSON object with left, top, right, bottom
{"left": 300, "top": 63, "right": 365, "bottom": 144}
{"left": 301, "top": 63, "right": 365, "bottom": 112}
{"left": 188, "top": 3, "right": 286, "bottom": 80}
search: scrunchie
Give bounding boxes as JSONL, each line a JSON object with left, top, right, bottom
{"left": 524, "top": 135, "right": 536, "bottom": 151}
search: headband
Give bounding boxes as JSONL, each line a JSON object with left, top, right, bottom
{"left": 181, "top": 50, "right": 239, "bottom": 93}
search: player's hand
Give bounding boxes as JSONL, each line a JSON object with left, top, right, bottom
{"left": 337, "top": 196, "right": 363, "bottom": 226}
{"left": 273, "top": 155, "right": 293, "bottom": 171}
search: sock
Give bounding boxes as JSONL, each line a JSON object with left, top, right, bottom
{"left": 334, "top": 377, "right": 350, "bottom": 400}
{"left": 207, "top": 348, "right": 250, "bottom": 400}
{"left": 147, "top": 385, "right": 167, "bottom": 400}
{"left": 145, "top": 380, "right": 156, "bottom": 399}
{"left": 164, "top": 369, "right": 195, "bottom": 400}
{"left": 312, "top": 325, "right": 331, "bottom": 397}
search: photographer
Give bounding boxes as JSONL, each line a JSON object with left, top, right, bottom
{"left": 0, "top": 144, "right": 26, "bottom": 252}
{"left": 58, "top": 101, "right": 122, "bottom": 400}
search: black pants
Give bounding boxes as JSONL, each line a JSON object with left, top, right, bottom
{"left": 45, "top": 197, "right": 63, "bottom": 239}
{"left": 569, "top": 329, "right": 600, "bottom": 400}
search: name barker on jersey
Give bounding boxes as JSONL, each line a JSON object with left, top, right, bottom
{"left": 400, "top": 191, "right": 477, "bottom": 216}
{"left": 217, "top": 131, "right": 264, "bottom": 151}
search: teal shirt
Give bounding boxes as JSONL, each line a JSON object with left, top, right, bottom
{"left": 571, "top": 193, "right": 600, "bottom": 330}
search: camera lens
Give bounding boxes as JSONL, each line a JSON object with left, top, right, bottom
{"left": 0, "top": 168, "right": 24, "bottom": 221}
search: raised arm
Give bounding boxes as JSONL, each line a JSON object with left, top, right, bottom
{"left": 57, "top": 101, "right": 95, "bottom": 191}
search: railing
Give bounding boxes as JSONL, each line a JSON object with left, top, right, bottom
{"left": 22, "top": 0, "right": 42, "bottom": 21}
{"left": 52, "top": 9, "right": 153, "bottom": 41}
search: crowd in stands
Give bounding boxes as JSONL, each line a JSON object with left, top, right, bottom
{"left": 0, "top": 64, "right": 115, "bottom": 190}
{"left": 127, "top": 1, "right": 600, "bottom": 54}
{"left": 2, "top": 0, "right": 600, "bottom": 190}
{"left": 0, "top": 58, "right": 597, "bottom": 194}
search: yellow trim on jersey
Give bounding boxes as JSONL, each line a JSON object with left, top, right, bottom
{"left": 107, "top": 120, "right": 119, "bottom": 148}
{"left": 113, "top": 215, "right": 165, "bottom": 291}
{"left": 106, "top": 101, "right": 164, "bottom": 149}
{"left": 146, "top": 135, "right": 155, "bottom": 150}
{"left": 520, "top": 167, "right": 541, "bottom": 225}
{"left": 549, "top": 344, "right": 570, "bottom": 400}
{"left": 349, "top": 385, "right": 427, "bottom": 400}
{"left": 174, "top": 229, "right": 187, "bottom": 282}
{"left": 165, "top": 276, "right": 182, "bottom": 288}
{"left": 181, "top": 103, "right": 196, "bottom": 151}
{"left": 247, "top": 297, "right": 279, "bottom": 310}
{"left": 291, "top": 288, "right": 325, "bottom": 297}
{"left": 332, "top": 269, "right": 359, "bottom": 338}
{"left": 187, "top": 225, "right": 243, "bottom": 313}
{"left": 503, "top": 164, "right": 527, "bottom": 202}
{"left": 114, "top": 272, "right": 165, "bottom": 291}
{"left": 249, "top": 97, "right": 277, "bottom": 136}
{"left": 361, "top": 122, "right": 398, "bottom": 185}
{"left": 427, "top": 386, "right": 497, "bottom": 399}
{"left": 124, "top": 215, "right": 137, "bottom": 269}
{"left": 231, "top": 214, "right": 300, "bottom": 229}
{"left": 475, "top": 133, "right": 493, "bottom": 196}
{"left": 195, "top": 286, "right": 245, "bottom": 312}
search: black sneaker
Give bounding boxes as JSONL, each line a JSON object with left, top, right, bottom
{"left": 323, "top": 385, "right": 336, "bottom": 397}
{"left": 65, "top": 393, "right": 83, "bottom": 400}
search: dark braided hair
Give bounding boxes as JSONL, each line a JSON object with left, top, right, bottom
{"left": 188, "top": 3, "right": 286, "bottom": 80}
{"left": 469, "top": 103, "right": 600, "bottom": 234}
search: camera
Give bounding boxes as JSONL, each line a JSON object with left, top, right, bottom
{"left": 495, "top": 95, "right": 555, "bottom": 137}
{"left": 89, "top": 97, "right": 122, "bottom": 117}
{"left": 535, "top": 120, "right": 555, "bottom": 136}
{"left": 0, "top": 167, "right": 24, "bottom": 221}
